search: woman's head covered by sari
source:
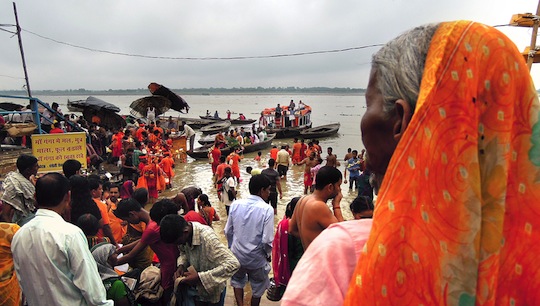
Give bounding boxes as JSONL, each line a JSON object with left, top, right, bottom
{"left": 91, "top": 243, "right": 118, "bottom": 281}
{"left": 346, "top": 21, "right": 540, "bottom": 305}
{"left": 120, "top": 180, "right": 134, "bottom": 199}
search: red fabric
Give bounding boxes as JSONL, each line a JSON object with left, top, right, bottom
{"left": 140, "top": 221, "right": 180, "bottom": 290}
{"left": 272, "top": 217, "right": 291, "bottom": 286}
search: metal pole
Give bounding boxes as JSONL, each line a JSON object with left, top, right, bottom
{"left": 527, "top": 0, "right": 540, "bottom": 70}
{"left": 13, "top": 2, "right": 32, "bottom": 97}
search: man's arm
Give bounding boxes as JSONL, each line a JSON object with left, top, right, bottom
{"left": 331, "top": 191, "right": 344, "bottom": 222}
{"left": 196, "top": 231, "right": 240, "bottom": 291}
{"left": 261, "top": 208, "right": 274, "bottom": 257}
{"left": 276, "top": 177, "right": 283, "bottom": 199}
{"left": 115, "top": 239, "right": 148, "bottom": 266}
{"left": 69, "top": 231, "right": 113, "bottom": 306}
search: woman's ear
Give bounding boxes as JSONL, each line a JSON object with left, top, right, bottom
{"left": 393, "top": 99, "right": 413, "bottom": 141}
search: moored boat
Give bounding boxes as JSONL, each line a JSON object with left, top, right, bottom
{"left": 262, "top": 103, "right": 312, "bottom": 138}
{"left": 187, "top": 133, "right": 276, "bottom": 159}
{"left": 299, "top": 123, "right": 340, "bottom": 139}
{"left": 200, "top": 120, "right": 231, "bottom": 134}
{"left": 199, "top": 115, "right": 256, "bottom": 125}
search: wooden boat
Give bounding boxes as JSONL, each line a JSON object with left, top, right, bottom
{"left": 198, "top": 133, "right": 217, "bottom": 145}
{"left": 200, "top": 120, "right": 231, "bottom": 134}
{"left": 299, "top": 123, "right": 340, "bottom": 139}
{"left": 157, "top": 116, "right": 214, "bottom": 129}
{"left": 187, "top": 133, "right": 276, "bottom": 159}
{"left": 199, "top": 115, "right": 256, "bottom": 125}
{"left": 262, "top": 103, "right": 312, "bottom": 138}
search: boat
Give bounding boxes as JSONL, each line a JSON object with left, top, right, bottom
{"left": 299, "top": 123, "right": 340, "bottom": 139}
{"left": 262, "top": 103, "right": 312, "bottom": 138}
{"left": 198, "top": 133, "right": 218, "bottom": 145}
{"left": 187, "top": 133, "right": 276, "bottom": 159}
{"left": 199, "top": 115, "right": 256, "bottom": 125}
{"left": 200, "top": 120, "right": 231, "bottom": 134}
{"left": 156, "top": 116, "right": 214, "bottom": 129}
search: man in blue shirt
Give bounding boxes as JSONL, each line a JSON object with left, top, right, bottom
{"left": 225, "top": 175, "right": 273, "bottom": 306}
{"left": 344, "top": 150, "right": 362, "bottom": 190}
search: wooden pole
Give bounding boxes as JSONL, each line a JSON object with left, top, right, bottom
{"left": 527, "top": 0, "right": 540, "bottom": 70}
{"left": 13, "top": 2, "right": 32, "bottom": 97}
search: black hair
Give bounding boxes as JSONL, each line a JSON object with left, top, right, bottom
{"left": 132, "top": 188, "right": 149, "bottom": 206}
{"left": 16, "top": 154, "right": 38, "bottom": 173}
{"left": 246, "top": 166, "right": 253, "bottom": 174}
{"left": 77, "top": 213, "right": 100, "bottom": 236}
{"left": 113, "top": 198, "right": 142, "bottom": 219}
{"left": 285, "top": 197, "right": 301, "bottom": 218}
{"left": 88, "top": 178, "right": 102, "bottom": 192}
{"left": 350, "top": 195, "right": 374, "bottom": 214}
{"left": 36, "top": 173, "right": 70, "bottom": 207}
{"left": 314, "top": 166, "right": 342, "bottom": 190}
{"left": 198, "top": 194, "right": 211, "bottom": 207}
{"left": 149, "top": 199, "right": 178, "bottom": 223}
{"left": 248, "top": 174, "right": 271, "bottom": 195}
{"left": 268, "top": 158, "right": 276, "bottom": 167}
{"left": 62, "top": 159, "right": 82, "bottom": 179}
{"left": 159, "top": 214, "right": 188, "bottom": 244}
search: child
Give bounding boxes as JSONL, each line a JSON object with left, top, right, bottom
{"left": 254, "top": 151, "right": 262, "bottom": 161}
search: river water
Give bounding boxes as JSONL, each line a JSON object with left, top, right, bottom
{"left": 41, "top": 93, "right": 367, "bottom": 220}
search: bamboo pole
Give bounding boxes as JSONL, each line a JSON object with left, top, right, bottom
{"left": 527, "top": 0, "right": 540, "bottom": 70}
{"left": 13, "top": 2, "right": 32, "bottom": 97}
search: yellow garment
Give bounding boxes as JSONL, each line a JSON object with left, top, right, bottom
{"left": 345, "top": 21, "right": 540, "bottom": 305}
{"left": 0, "top": 223, "right": 21, "bottom": 306}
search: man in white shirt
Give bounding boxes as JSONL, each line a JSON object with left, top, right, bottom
{"left": 181, "top": 121, "right": 196, "bottom": 152}
{"left": 12, "top": 173, "right": 113, "bottom": 306}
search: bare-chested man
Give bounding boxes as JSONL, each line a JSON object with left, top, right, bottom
{"left": 296, "top": 151, "right": 319, "bottom": 194}
{"left": 325, "top": 147, "right": 339, "bottom": 167}
{"left": 289, "top": 166, "right": 344, "bottom": 249}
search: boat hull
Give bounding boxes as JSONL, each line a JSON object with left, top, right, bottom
{"left": 299, "top": 123, "right": 340, "bottom": 139}
{"left": 187, "top": 134, "right": 276, "bottom": 159}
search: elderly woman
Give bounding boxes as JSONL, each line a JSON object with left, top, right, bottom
{"left": 343, "top": 21, "right": 540, "bottom": 305}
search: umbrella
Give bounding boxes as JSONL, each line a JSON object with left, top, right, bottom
{"left": 0, "top": 102, "right": 24, "bottom": 111}
{"left": 129, "top": 96, "right": 171, "bottom": 118}
{"left": 148, "top": 83, "right": 190, "bottom": 113}
{"left": 83, "top": 108, "right": 126, "bottom": 130}
{"left": 69, "top": 96, "right": 120, "bottom": 113}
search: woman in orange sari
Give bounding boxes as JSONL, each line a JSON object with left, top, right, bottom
{"left": 345, "top": 21, "right": 540, "bottom": 305}
{"left": 0, "top": 223, "right": 21, "bottom": 306}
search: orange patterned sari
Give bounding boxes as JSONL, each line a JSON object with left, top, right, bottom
{"left": 345, "top": 21, "right": 540, "bottom": 305}
{"left": 0, "top": 223, "right": 21, "bottom": 306}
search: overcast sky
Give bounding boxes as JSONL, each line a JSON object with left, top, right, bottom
{"left": 1, "top": 1, "right": 539, "bottom": 90}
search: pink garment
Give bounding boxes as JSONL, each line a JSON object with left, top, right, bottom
{"left": 272, "top": 217, "right": 291, "bottom": 286}
{"left": 120, "top": 180, "right": 134, "bottom": 199}
{"left": 281, "top": 219, "right": 372, "bottom": 306}
{"left": 140, "top": 221, "right": 180, "bottom": 290}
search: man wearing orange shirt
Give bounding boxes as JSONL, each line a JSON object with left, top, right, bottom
{"left": 269, "top": 145, "right": 279, "bottom": 161}
{"left": 159, "top": 152, "right": 175, "bottom": 189}
{"left": 89, "top": 178, "right": 118, "bottom": 247}
{"left": 106, "top": 184, "right": 126, "bottom": 244}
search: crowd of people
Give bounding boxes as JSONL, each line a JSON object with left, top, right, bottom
{"left": 0, "top": 20, "right": 539, "bottom": 306}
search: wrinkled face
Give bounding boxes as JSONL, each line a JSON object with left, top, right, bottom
{"left": 361, "top": 69, "right": 399, "bottom": 184}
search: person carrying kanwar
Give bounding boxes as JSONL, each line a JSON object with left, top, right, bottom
{"left": 159, "top": 152, "right": 175, "bottom": 189}
{"left": 226, "top": 147, "right": 243, "bottom": 182}
{"left": 137, "top": 156, "right": 165, "bottom": 203}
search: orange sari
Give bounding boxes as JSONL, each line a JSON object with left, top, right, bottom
{"left": 0, "top": 223, "right": 21, "bottom": 306}
{"left": 345, "top": 21, "right": 540, "bottom": 305}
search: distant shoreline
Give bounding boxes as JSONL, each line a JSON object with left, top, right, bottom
{"left": 0, "top": 87, "right": 366, "bottom": 97}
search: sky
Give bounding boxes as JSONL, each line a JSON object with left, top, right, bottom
{"left": 1, "top": 0, "right": 539, "bottom": 90}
